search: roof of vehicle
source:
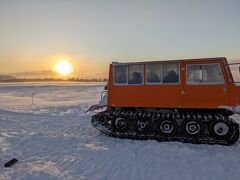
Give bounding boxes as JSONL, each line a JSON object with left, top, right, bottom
{"left": 112, "top": 57, "right": 227, "bottom": 66}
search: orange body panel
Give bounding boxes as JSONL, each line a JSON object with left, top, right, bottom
{"left": 107, "top": 57, "right": 240, "bottom": 110}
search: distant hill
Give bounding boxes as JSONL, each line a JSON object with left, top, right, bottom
{"left": 0, "top": 75, "right": 17, "bottom": 81}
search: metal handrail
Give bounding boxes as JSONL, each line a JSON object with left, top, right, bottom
{"left": 226, "top": 62, "right": 240, "bottom": 66}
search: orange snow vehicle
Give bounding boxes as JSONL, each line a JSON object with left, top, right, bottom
{"left": 90, "top": 57, "right": 240, "bottom": 145}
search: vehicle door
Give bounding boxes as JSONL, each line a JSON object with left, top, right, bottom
{"left": 182, "top": 61, "right": 229, "bottom": 107}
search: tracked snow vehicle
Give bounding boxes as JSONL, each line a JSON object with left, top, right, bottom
{"left": 91, "top": 57, "right": 240, "bottom": 145}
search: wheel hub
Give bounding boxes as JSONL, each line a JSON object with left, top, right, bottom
{"left": 115, "top": 117, "right": 127, "bottom": 130}
{"left": 160, "top": 120, "right": 173, "bottom": 134}
{"left": 213, "top": 122, "right": 229, "bottom": 136}
{"left": 99, "top": 116, "right": 107, "bottom": 124}
{"left": 186, "top": 121, "right": 201, "bottom": 135}
{"left": 137, "top": 119, "right": 150, "bottom": 133}
{"left": 140, "top": 122, "right": 147, "bottom": 129}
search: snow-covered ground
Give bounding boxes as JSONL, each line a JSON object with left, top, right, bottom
{"left": 0, "top": 82, "right": 240, "bottom": 180}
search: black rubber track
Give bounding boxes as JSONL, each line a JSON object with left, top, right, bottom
{"left": 91, "top": 109, "right": 239, "bottom": 146}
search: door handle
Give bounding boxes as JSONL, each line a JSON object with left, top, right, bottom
{"left": 181, "top": 90, "right": 185, "bottom": 96}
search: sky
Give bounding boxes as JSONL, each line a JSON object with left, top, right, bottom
{"left": 0, "top": 0, "right": 240, "bottom": 78}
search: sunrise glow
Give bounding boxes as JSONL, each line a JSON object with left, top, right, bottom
{"left": 53, "top": 60, "right": 73, "bottom": 76}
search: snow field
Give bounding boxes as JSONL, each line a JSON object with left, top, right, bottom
{"left": 0, "top": 82, "right": 240, "bottom": 180}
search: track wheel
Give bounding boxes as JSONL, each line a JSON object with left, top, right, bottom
{"left": 159, "top": 120, "right": 175, "bottom": 135}
{"left": 98, "top": 116, "right": 107, "bottom": 125}
{"left": 182, "top": 120, "right": 202, "bottom": 137}
{"left": 136, "top": 119, "right": 151, "bottom": 134}
{"left": 112, "top": 117, "right": 128, "bottom": 132}
{"left": 210, "top": 120, "right": 230, "bottom": 138}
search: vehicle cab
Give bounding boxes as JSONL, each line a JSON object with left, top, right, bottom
{"left": 107, "top": 57, "right": 240, "bottom": 111}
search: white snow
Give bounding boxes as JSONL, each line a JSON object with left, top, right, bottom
{"left": 0, "top": 82, "right": 240, "bottom": 180}
{"left": 218, "top": 105, "right": 240, "bottom": 115}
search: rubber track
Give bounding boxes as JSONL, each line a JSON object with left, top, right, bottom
{"left": 91, "top": 109, "right": 239, "bottom": 146}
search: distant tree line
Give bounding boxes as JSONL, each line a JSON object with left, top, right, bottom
{"left": 0, "top": 78, "right": 108, "bottom": 83}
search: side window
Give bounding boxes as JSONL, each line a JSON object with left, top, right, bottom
{"left": 128, "top": 64, "right": 144, "bottom": 84}
{"left": 146, "top": 64, "right": 162, "bottom": 83}
{"left": 203, "top": 64, "right": 224, "bottom": 83}
{"left": 187, "top": 64, "right": 224, "bottom": 84}
{"left": 162, "top": 63, "right": 179, "bottom": 83}
{"left": 114, "top": 65, "right": 127, "bottom": 84}
{"left": 187, "top": 65, "right": 203, "bottom": 83}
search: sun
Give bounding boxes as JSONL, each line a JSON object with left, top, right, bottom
{"left": 53, "top": 60, "right": 73, "bottom": 76}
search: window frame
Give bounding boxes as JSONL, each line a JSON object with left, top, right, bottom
{"left": 186, "top": 63, "right": 225, "bottom": 85}
{"left": 113, "top": 64, "right": 144, "bottom": 85}
{"left": 145, "top": 62, "right": 180, "bottom": 85}
{"left": 113, "top": 62, "right": 181, "bottom": 86}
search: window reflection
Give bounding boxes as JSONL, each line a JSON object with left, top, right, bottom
{"left": 128, "top": 65, "right": 144, "bottom": 84}
{"left": 146, "top": 64, "right": 162, "bottom": 83}
{"left": 162, "top": 63, "right": 179, "bottom": 83}
{"left": 114, "top": 65, "right": 127, "bottom": 84}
